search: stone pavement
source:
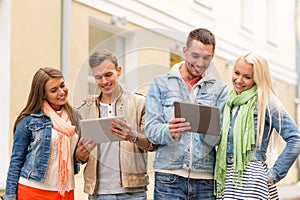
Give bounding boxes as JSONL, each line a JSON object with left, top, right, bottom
{"left": 277, "top": 182, "right": 300, "bottom": 200}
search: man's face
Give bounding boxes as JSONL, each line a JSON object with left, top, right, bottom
{"left": 92, "top": 59, "right": 121, "bottom": 98}
{"left": 183, "top": 39, "right": 214, "bottom": 78}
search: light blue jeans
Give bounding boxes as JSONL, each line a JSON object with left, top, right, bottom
{"left": 154, "top": 172, "right": 216, "bottom": 200}
{"left": 88, "top": 192, "right": 147, "bottom": 200}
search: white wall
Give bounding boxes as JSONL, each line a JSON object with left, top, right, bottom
{"left": 77, "top": 0, "right": 297, "bottom": 86}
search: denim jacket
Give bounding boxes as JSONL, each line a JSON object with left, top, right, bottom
{"left": 145, "top": 62, "right": 228, "bottom": 173}
{"left": 226, "top": 103, "right": 300, "bottom": 184}
{"left": 5, "top": 110, "right": 80, "bottom": 199}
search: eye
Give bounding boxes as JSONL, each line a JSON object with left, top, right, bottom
{"left": 94, "top": 75, "right": 102, "bottom": 80}
{"left": 50, "top": 88, "right": 57, "bottom": 93}
{"left": 203, "top": 56, "right": 211, "bottom": 61}
{"left": 104, "top": 72, "right": 114, "bottom": 77}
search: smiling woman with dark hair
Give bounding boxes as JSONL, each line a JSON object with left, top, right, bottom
{"left": 4, "top": 67, "right": 81, "bottom": 200}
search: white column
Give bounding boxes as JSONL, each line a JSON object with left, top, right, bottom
{"left": 0, "top": 0, "right": 11, "bottom": 189}
{"left": 61, "top": 0, "right": 71, "bottom": 85}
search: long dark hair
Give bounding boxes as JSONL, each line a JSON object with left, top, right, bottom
{"left": 13, "top": 67, "right": 78, "bottom": 132}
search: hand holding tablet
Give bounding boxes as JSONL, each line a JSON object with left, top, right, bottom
{"left": 174, "top": 101, "right": 221, "bottom": 136}
{"left": 80, "top": 115, "right": 125, "bottom": 143}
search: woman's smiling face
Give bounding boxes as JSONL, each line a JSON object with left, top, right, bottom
{"left": 43, "top": 77, "right": 68, "bottom": 110}
{"left": 232, "top": 58, "right": 255, "bottom": 94}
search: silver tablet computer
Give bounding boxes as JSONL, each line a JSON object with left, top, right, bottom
{"left": 174, "top": 101, "right": 221, "bottom": 136}
{"left": 80, "top": 115, "right": 125, "bottom": 143}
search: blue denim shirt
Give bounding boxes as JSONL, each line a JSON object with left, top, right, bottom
{"left": 5, "top": 110, "right": 80, "bottom": 198}
{"left": 145, "top": 62, "right": 228, "bottom": 173}
{"left": 226, "top": 103, "right": 300, "bottom": 184}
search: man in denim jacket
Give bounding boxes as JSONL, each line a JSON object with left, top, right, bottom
{"left": 145, "top": 28, "right": 228, "bottom": 200}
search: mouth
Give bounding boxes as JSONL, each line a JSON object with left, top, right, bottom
{"left": 101, "top": 83, "right": 112, "bottom": 90}
{"left": 234, "top": 83, "right": 244, "bottom": 90}
{"left": 191, "top": 64, "right": 202, "bottom": 73}
{"left": 58, "top": 95, "right": 67, "bottom": 101}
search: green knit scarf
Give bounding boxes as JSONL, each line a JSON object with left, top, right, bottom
{"left": 214, "top": 85, "right": 257, "bottom": 197}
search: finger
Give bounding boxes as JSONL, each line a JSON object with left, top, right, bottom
{"left": 169, "top": 122, "right": 190, "bottom": 130}
{"left": 115, "top": 120, "right": 133, "bottom": 132}
{"left": 115, "top": 118, "right": 126, "bottom": 125}
{"left": 110, "top": 126, "right": 122, "bottom": 134}
{"left": 111, "top": 121, "right": 123, "bottom": 131}
{"left": 169, "top": 118, "right": 186, "bottom": 125}
{"left": 82, "top": 138, "right": 95, "bottom": 151}
{"left": 86, "top": 141, "right": 97, "bottom": 152}
{"left": 78, "top": 137, "right": 85, "bottom": 146}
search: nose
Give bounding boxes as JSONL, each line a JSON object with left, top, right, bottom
{"left": 236, "top": 75, "right": 243, "bottom": 83}
{"left": 96, "top": 76, "right": 108, "bottom": 84}
{"left": 102, "top": 76, "right": 108, "bottom": 83}
{"left": 195, "top": 58, "right": 205, "bottom": 68}
{"left": 58, "top": 87, "right": 65, "bottom": 95}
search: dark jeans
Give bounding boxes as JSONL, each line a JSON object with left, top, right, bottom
{"left": 154, "top": 172, "right": 216, "bottom": 200}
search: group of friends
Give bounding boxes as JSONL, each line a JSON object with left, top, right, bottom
{"left": 3, "top": 28, "right": 300, "bottom": 200}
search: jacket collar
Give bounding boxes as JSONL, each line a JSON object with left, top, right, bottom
{"left": 30, "top": 110, "right": 47, "bottom": 118}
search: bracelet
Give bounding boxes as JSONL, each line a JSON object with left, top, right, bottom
{"left": 130, "top": 131, "right": 139, "bottom": 143}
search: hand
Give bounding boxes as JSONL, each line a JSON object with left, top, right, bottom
{"left": 76, "top": 137, "right": 97, "bottom": 163}
{"left": 84, "top": 95, "right": 97, "bottom": 105}
{"left": 168, "top": 118, "right": 191, "bottom": 139}
{"left": 110, "top": 119, "right": 135, "bottom": 142}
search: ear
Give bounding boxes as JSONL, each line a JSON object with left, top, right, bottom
{"left": 116, "top": 66, "right": 122, "bottom": 76}
{"left": 183, "top": 46, "right": 188, "bottom": 57}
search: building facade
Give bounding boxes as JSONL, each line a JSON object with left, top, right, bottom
{"left": 1, "top": 0, "right": 299, "bottom": 199}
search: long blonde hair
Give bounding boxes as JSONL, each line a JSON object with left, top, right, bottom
{"left": 235, "top": 52, "right": 282, "bottom": 147}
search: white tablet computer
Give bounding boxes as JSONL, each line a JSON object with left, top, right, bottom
{"left": 174, "top": 101, "right": 221, "bottom": 136}
{"left": 80, "top": 116, "right": 125, "bottom": 143}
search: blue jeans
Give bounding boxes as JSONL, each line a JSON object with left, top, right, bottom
{"left": 88, "top": 192, "right": 147, "bottom": 200}
{"left": 154, "top": 172, "right": 216, "bottom": 200}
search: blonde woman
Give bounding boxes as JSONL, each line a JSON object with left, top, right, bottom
{"left": 214, "top": 52, "right": 300, "bottom": 199}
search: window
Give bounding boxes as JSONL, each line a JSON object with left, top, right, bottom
{"left": 266, "top": 0, "right": 278, "bottom": 46}
{"left": 193, "top": 0, "right": 213, "bottom": 10}
{"left": 239, "top": 0, "right": 254, "bottom": 34}
{"left": 191, "top": 0, "right": 215, "bottom": 18}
